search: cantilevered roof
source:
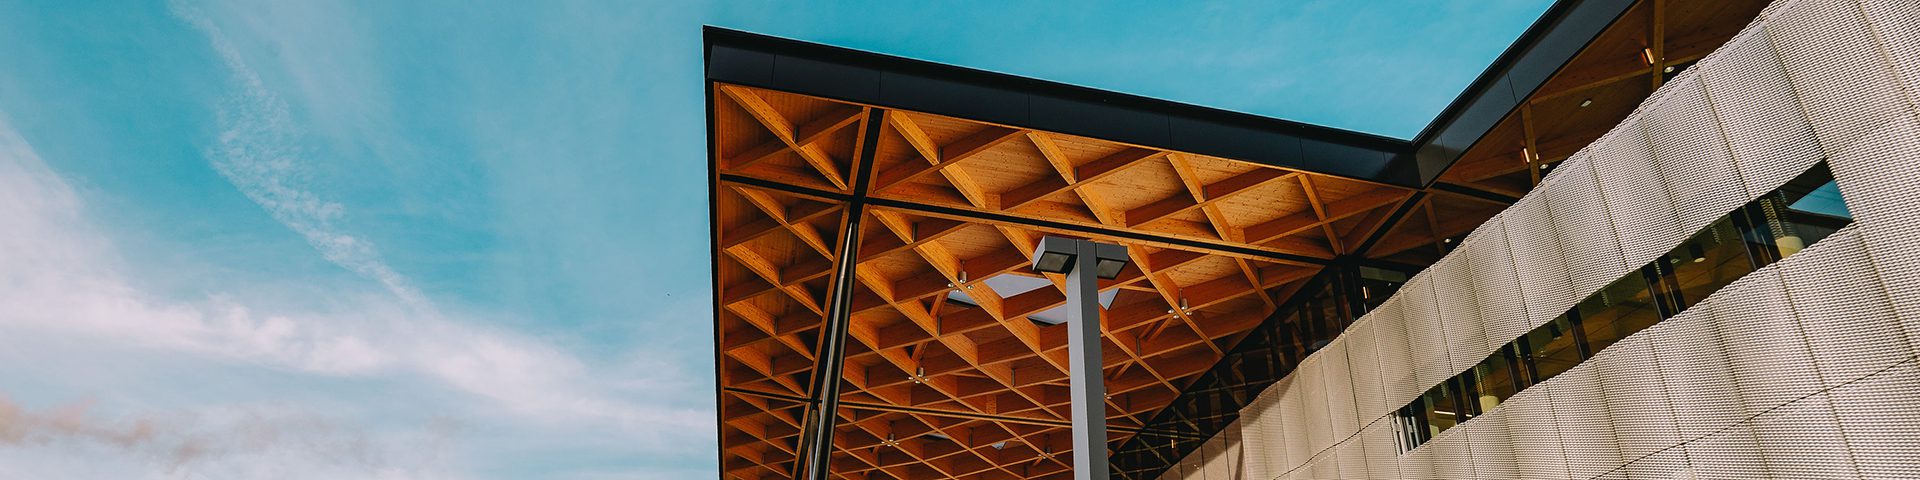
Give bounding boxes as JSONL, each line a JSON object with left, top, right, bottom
{"left": 705, "top": 0, "right": 1768, "bottom": 477}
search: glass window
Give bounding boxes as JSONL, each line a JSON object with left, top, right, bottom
{"left": 1575, "top": 273, "right": 1662, "bottom": 354}
{"left": 1739, "top": 163, "right": 1852, "bottom": 266}
{"left": 1652, "top": 217, "right": 1754, "bottom": 313}
{"left": 1520, "top": 314, "right": 1583, "bottom": 384}
{"left": 1301, "top": 283, "right": 1345, "bottom": 352}
{"left": 1395, "top": 402, "right": 1430, "bottom": 451}
{"left": 1419, "top": 382, "right": 1461, "bottom": 436}
{"left": 1356, "top": 266, "right": 1408, "bottom": 314}
{"left": 1468, "top": 345, "right": 1523, "bottom": 413}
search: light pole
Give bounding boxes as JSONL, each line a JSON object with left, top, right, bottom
{"left": 1029, "top": 236, "right": 1130, "bottom": 479}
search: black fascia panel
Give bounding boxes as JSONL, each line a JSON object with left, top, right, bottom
{"left": 704, "top": 26, "right": 1416, "bottom": 188}
{"left": 1410, "top": 0, "right": 1636, "bottom": 187}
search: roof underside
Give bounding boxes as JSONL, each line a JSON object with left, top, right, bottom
{"left": 705, "top": 0, "right": 1768, "bottom": 477}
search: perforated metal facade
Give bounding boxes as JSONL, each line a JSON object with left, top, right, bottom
{"left": 1155, "top": 0, "right": 1920, "bottom": 477}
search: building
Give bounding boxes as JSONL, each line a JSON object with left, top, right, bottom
{"left": 704, "top": 0, "right": 1920, "bottom": 478}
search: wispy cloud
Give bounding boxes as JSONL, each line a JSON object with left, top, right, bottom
{"left": 0, "top": 97, "right": 707, "bottom": 477}
{"left": 169, "top": 0, "right": 424, "bottom": 307}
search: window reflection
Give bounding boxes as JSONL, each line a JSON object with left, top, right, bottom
{"left": 1469, "top": 346, "right": 1523, "bottom": 412}
{"left": 1738, "top": 163, "right": 1851, "bottom": 266}
{"left": 1356, "top": 266, "right": 1408, "bottom": 314}
{"left": 1651, "top": 218, "right": 1751, "bottom": 312}
{"left": 1519, "top": 315, "right": 1583, "bottom": 384}
{"left": 1421, "top": 382, "right": 1461, "bottom": 436}
{"left": 1575, "top": 273, "right": 1662, "bottom": 354}
{"left": 1392, "top": 161, "right": 1854, "bottom": 454}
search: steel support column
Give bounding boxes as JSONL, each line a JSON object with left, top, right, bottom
{"left": 791, "top": 109, "right": 884, "bottom": 480}
{"left": 1066, "top": 240, "right": 1109, "bottom": 479}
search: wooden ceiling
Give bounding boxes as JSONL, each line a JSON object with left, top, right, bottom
{"left": 712, "top": 83, "right": 1401, "bottom": 478}
{"left": 710, "top": 0, "right": 1769, "bottom": 477}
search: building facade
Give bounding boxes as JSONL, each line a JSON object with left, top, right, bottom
{"left": 704, "top": 0, "right": 1920, "bottom": 477}
{"left": 1154, "top": 0, "right": 1920, "bottom": 478}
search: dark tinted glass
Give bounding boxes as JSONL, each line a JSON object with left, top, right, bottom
{"left": 1521, "top": 315, "right": 1583, "bottom": 383}
{"left": 1576, "top": 273, "right": 1662, "bottom": 353}
{"left": 1653, "top": 217, "right": 1753, "bottom": 312}
{"left": 1742, "top": 163, "right": 1851, "bottom": 267}
{"left": 1420, "top": 382, "right": 1461, "bottom": 436}
{"left": 1387, "top": 161, "right": 1855, "bottom": 456}
{"left": 1356, "top": 266, "right": 1408, "bottom": 314}
{"left": 1469, "top": 346, "right": 1523, "bottom": 412}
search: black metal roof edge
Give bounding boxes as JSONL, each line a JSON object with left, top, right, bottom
{"left": 1408, "top": 0, "right": 1583, "bottom": 145}
{"left": 703, "top": 26, "right": 1421, "bottom": 188}
{"left": 704, "top": 26, "right": 1405, "bottom": 146}
{"left": 705, "top": 0, "right": 1632, "bottom": 191}
{"left": 1408, "top": 0, "right": 1638, "bottom": 187}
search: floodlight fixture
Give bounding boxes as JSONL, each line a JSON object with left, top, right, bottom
{"left": 1030, "top": 236, "right": 1130, "bottom": 280}
{"left": 1031, "top": 236, "right": 1076, "bottom": 274}
{"left": 1092, "top": 242, "right": 1128, "bottom": 280}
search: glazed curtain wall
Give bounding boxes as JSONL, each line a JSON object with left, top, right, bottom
{"left": 1154, "top": 0, "right": 1920, "bottom": 478}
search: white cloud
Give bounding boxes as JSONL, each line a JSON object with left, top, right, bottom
{"left": 158, "top": 1, "right": 709, "bottom": 433}
{"left": 0, "top": 105, "right": 710, "bottom": 476}
{"left": 170, "top": 0, "right": 425, "bottom": 308}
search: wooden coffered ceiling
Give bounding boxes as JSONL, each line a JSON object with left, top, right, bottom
{"left": 710, "top": 0, "right": 1771, "bottom": 477}
{"left": 712, "top": 83, "right": 1400, "bottom": 479}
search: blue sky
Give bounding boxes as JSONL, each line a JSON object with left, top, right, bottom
{"left": 0, "top": 1, "right": 1547, "bottom": 478}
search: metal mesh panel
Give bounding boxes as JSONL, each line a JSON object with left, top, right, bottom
{"left": 1360, "top": 420, "right": 1402, "bottom": 479}
{"left": 1710, "top": 269, "right": 1823, "bottom": 416}
{"left": 1828, "top": 359, "right": 1920, "bottom": 479}
{"left": 1698, "top": 23, "right": 1824, "bottom": 199}
{"left": 1595, "top": 335, "right": 1682, "bottom": 460}
{"left": 1752, "top": 392, "right": 1861, "bottom": 479}
{"left": 1463, "top": 218, "right": 1530, "bottom": 345}
{"left": 1225, "top": 419, "right": 1247, "bottom": 480}
{"left": 1766, "top": 0, "right": 1906, "bottom": 154}
{"left": 1175, "top": 443, "right": 1207, "bottom": 480}
{"left": 1682, "top": 423, "right": 1767, "bottom": 479}
{"left": 1859, "top": 0, "right": 1920, "bottom": 110}
{"left": 1780, "top": 225, "right": 1911, "bottom": 387}
{"left": 1400, "top": 273, "right": 1455, "bottom": 389}
{"left": 1825, "top": 115, "right": 1920, "bottom": 344}
{"left": 1542, "top": 156, "right": 1631, "bottom": 296}
{"left": 1204, "top": 432, "right": 1236, "bottom": 480}
{"left": 1589, "top": 117, "right": 1689, "bottom": 269}
{"left": 1334, "top": 437, "right": 1368, "bottom": 480}
{"left": 1505, "top": 387, "right": 1571, "bottom": 479}
{"left": 1624, "top": 448, "right": 1696, "bottom": 480}
{"left": 1463, "top": 413, "right": 1520, "bottom": 480}
{"left": 1432, "top": 254, "right": 1492, "bottom": 372}
{"left": 1647, "top": 305, "right": 1745, "bottom": 441}
{"left": 1299, "top": 357, "right": 1335, "bottom": 456}
{"left": 1320, "top": 339, "right": 1361, "bottom": 443}
{"left": 1503, "top": 193, "right": 1580, "bottom": 329}
{"left": 1280, "top": 386, "right": 1312, "bottom": 473}
{"left": 1241, "top": 378, "right": 1288, "bottom": 475}
{"left": 1343, "top": 316, "right": 1391, "bottom": 422}
{"left": 1640, "top": 75, "right": 1753, "bottom": 234}
{"left": 1371, "top": 297, "right": 1422, "bottom": 410}
{"left": 1307, "top": 450, "right": 1338, "bottom": 480}
{"left": 1428, "top": 427, "right": 1477, "bottom": 480}
{"left": 1547, "top": 364, "right": 1625, "bottom": 479}
{"left": 1399, "top": 442, "right": 1436, "bottom": 480}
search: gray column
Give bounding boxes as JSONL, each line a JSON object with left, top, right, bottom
{"left": 1067, "top": 240, "right": 1109, "bottom": 479}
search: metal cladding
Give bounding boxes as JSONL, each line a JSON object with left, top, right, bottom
{"left": 1154, "top": 0, "right": 1920, "bottom": 478}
